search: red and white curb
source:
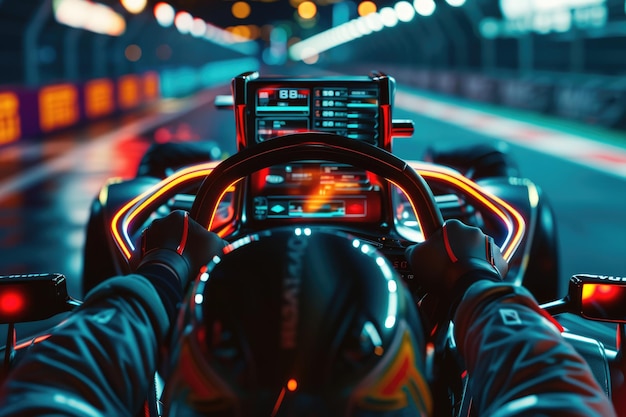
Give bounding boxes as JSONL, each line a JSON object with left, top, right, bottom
{"left": 396, "top": 91, "right": 626, "bottom": 179}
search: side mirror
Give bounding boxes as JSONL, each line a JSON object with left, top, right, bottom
{"left": 1, "top": 273, "right": 81, "bottom": 375}
{"left": 542, "top": 274, "right": 626, "bottom": 324}
{"left": 0, "top": 273, "right": 79, "bottom": 324}
{"left": 542, "top": 274, "right": 626, "bottom": 356}
{"left": 569, "top": 274, "right": 626, "bottom": 323}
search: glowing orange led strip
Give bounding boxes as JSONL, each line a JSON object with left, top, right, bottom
{"left": 409, "top": 162, "right": 526, "bottom": 262}
{"left": 111, "top": 160, "right": 525, "bottom": 264}
{"left": 111, "top": 161, "right": 219, "bottom": 259}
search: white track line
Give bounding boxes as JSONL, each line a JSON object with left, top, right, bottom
{"left": 395, "top": 91, "right": 626, "bottom": 179}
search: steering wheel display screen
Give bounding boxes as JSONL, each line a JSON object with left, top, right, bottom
{"left": 248, "top": 162, "right": 382, "bottom": 223}
{"left": 247, "top": 79, "right": 382, "bottom": 147}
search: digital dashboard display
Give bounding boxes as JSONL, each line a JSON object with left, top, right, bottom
{"left": 256, "top": 88, "right": 310, "bottom": 113}
{"left": 247, "top": 80, "right": 382, "bottom": 147}
{"left": 248, "top": 163, "right": 381, "bottom": 222}
{"left": 235, "top": 74, "right": 393, "bottom": 224}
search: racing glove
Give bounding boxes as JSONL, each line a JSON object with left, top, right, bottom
{"left": 136, "top": 210, "right": 226, "bottom": 288}
{"left": 135, "top": 210, "right": 227, "bottom": 320}
{"left": 405, "top": 219, "right": 508, "bottom": 315}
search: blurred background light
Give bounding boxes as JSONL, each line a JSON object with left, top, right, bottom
{"left": 120, "top": 0, "right": 147, "bottom": 14}
{"left": 174, "top": 11, "right": 193, "bottom": 34}
{"left": 498, "top": 0, "right": 607, "bottom": 34}
{"left": 395, "top": 1, "right": 416, "bottom": 22}
{"left": 414, "top": 0, "right": 436, "bottom": 16}
{"left": 479, "top": 18, "right": 500, "bottom": 39}
{"left": 364, "top": 11, "right": 384, "bottom": 31}
{"left": 190, "top": 17, "right": 207, "bottom": 37}
{"left": 302, "top": 48, "right": 319, "bottom": 64}
{"left": 354, "top": 18, "right": 371, "bottom": 35}
{"left": 153, "top": 2, "right": 175, "bottom": 27}
{"left": 124, "top": 44, "right": 142, "bottom": 62}
{"left": 156, "top": 43, "right": 172, "bottom": 60}
{"left": 358, "top": 0, "right": 377, "bottom": 16}
{"left": 232, "top": 1, "right": 251, "bottom": 19}
{"left": 53, "top": 0, "right": 126, "bottom": 35}
{"left": 445, "top": 0, "right": 466, "bottom": 6}
{"left": 379, "top": 7, "right": 399, "bottom": 27}
{"left": 297, "top": 1, "right": 317, "bottom": 20}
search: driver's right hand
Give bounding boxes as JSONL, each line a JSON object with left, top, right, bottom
{"left": 405, "top": 219, "right": 508, "bottom": 312}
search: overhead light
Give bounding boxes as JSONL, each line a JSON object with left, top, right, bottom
{"left": 190, "top": 17, "right": 207, "bottom": 37}
{"left": 53, "top": 0, "right": 126, "bottom": 36}
{"left": 121, "top": 0, "right": 147, "bottom": 14}
{"left": 174, "top": 11, "right": 193, "bottom": 34}
{"left": 232, "top": 1, "right": 251, "bottom": 19}
{"left": 395, "top": 1, "right": 416, "bottom": 22}
{"left": 297, "top": 1, "right": 318, "bottom": 20}
{"left": 414, "top": 0, "right": 436, "bottom": 16}
{"left": 154, "top": 2, "right": 175, "bottom": 27}
{"left": 379, "top": 7, "right": 399, "bottom": 28}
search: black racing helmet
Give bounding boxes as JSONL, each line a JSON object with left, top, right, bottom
{"left": 163, "top": 227, "right": 432, "bottom": 416}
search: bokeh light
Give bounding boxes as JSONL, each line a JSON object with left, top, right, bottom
{"left": 232, "top": 1, "right": 251, "bottom": 19}
{"left": 174, "top": 11, "right": 193, "bottom": 34}
{"left": 121, "top": 0, "right": 147, "bottom": 14}
{"left": 125, "top": 44, "right": 142, "bottom": 62}
{"left": 227, "top": 25, "right": 261, "bottom": 40}
{"left": 297, "top": 1, "right": 317, "bottom": 19}
{"left": 358, "top": 1, "right": 377, "bottom": 16}
{"left": 364, "top": 12, "right": 384, "bottom": 31}
{"left": 190, "top": 17, "right": 207, "bottom": 37}
{"left": 395, "top": 1, "right": 416, "bottom": 22}
{"left": 379, "top": 7, "right": 398, "bottom": 27}
{"left": 156, "top": 44, "right": 172, "bottom": 60}
{"left": 414, "top": 0, "right": 436, "bottom": 16}
{"left": 54, "top": 0, "right": 126, "bottom": 35}
{"left": 153, "top": 2, "right": 175, "bottom": 27}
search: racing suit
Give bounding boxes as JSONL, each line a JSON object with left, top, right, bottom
{"left": 0, "top": 270, "right": 617, "bottom": 416}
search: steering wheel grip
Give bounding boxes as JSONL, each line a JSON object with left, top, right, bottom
{"left": 191, "top": 133, "right": 444, "bottom": 239}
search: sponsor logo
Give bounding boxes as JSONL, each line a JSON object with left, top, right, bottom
{"left": 281, "top": 234, "right": 308, "bottom": 349}
{"left": 499, "top": 308, "right": 522, "bottom": 325}
{"left": 581, "top": 274, "right": 626, "bottom": 283}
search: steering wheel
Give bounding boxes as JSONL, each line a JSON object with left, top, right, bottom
{"left": 189, "top": 132, "right": 462, "bottom": 411}
{"left": 191, "top": 132, "right": 444, "bottom": 239}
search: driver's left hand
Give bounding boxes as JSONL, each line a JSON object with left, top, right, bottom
{"left": 135, "top": 210, "right": 227, "bottom": 290}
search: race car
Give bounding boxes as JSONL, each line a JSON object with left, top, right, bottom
{"left": 81, "top": 71, "right": 559, "bottom": 304}
{"left": 1, "top": 71, "right": 625, "bottom": 415}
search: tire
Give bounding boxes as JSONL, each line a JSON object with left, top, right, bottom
{"left": 424, "top": 142, "right": 520, "bottom": 180}
{"left": 81, "top": 196, "right": 118, "bottom": 297}
{"left": 522, "top": 190, "right": 562, "bottom": 303}
{"left": 136, "top": 141, "right": 222, "bottom": 178}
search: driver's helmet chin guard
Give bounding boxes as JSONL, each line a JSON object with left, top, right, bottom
{"left": 162, "top": 227, "right": 433, "bottom": 416}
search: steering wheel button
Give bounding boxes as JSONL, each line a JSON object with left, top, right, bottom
{"left": 253, "top": 197, "right": 268, "bottom": 220}
{"left": 345, "top": 200, "right": 365, "bottom": 216}
{"left": 270, "top": 203, "right": 287, "bottom": 214}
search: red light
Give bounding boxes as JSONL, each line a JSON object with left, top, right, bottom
{"left": 582, "top": 283, "right": 620, "bottom": 302}
{"left": 0, "top": 289, "right": 26, "bottom": 315}
{"left": 287, "top": 378, "right": 298, "bottom": 391}
{"left": 346, "top": 201, "right": 365, "bottom": 215}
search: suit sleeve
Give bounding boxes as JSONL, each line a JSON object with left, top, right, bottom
{"left": 454, "top": 279, "right": 616, "bottom": 417}
{"left": 0, "top": 274, "right": 172, "bottom": 417}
